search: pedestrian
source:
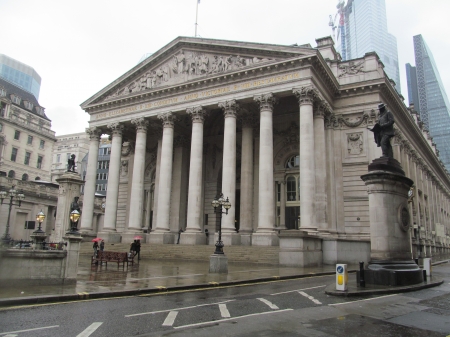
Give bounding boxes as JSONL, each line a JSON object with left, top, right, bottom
{"left": 135, "top": 240, "right": 141, "bottom": 261}
{"left": 93, "top": 241, "right": 99, "bottom": 257}
{"left": 130, "top": 240, "right": 136, "bottom": 258}
{"left": 100, "top": 240, "right": 105, "bottom": 251}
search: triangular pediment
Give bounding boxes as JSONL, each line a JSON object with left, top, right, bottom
{"left": 81, "top": 37, "right": 316, "bottom": 107}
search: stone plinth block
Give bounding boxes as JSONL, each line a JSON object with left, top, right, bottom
{"left": 180, "top": 232, "right": 207, "bottom": 245}
{"left": 63, "top": 233, "right": 83, "bottom": 281}
{"left": 209, "top": 254, "right": 228, "bottom": 273}
{"left": 278, "top": 231, "right": 322, "bottom": 267}
{"left": 147, "top": 232, "right": 175, "bottom": 244}
{"left": 252, "top": 232, "right": 279, "bottom": 246}
{"left": 215, "top": 232, "right": 241, "bottom": 246}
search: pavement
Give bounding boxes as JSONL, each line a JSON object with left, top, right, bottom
{"left": 0, "top": 253, "right": 448, "bottom": 307}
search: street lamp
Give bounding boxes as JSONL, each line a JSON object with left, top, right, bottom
{"left": 35, "top": 210, "right": 46, "bottom": 234}
{"left": 211, "top": 193, "right": 231, "bottom": 254}
{"left": 68, "top": 209, "right": 81, "bottom": 234}
{"left": 0, "top": 185, "right": 25, "bottom": 244}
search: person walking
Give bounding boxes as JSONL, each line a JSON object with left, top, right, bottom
{"left": 130, "top": 240, "right": 136, "bottom": 258}
{"left": 135, "top": 240, "right": 141, "bottom": 261}
{"left": 93, "top": 241, "right": 99, "bottom": 257}
{"left": 100, "top": 240, "right": 105, "bottom": 252}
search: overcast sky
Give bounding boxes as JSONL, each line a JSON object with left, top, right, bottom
{"left": 1, "top": 0, "right": 449, "bottom": 136}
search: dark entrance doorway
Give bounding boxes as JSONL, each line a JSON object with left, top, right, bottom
{"left": 285, "top": 206, "right": 300, "bottom": 229}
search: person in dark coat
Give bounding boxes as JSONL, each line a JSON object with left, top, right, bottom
{"left": 100, "top": 240, "right": 105, "bottom": 251}
{"left": 130, "top": 240, "right": 136, "bottom": 256}
{"left": 93, "top": 241, "right": 99, "bottom": 257}
{"left": 135, "top": 240, "right": 141, "bottom": 261}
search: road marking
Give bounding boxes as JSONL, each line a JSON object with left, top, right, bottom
{"left": 174, "top": 309, "right": 293, "bottom": 329}
{"left": 329, "top": 294, "right": 398, "bottom": 306}
{"left": 162, "top": 311, "right": 178, "bottom": 326}
{"left": 125, "top": 299, "right": 236, "bottom": 317}
{"left": 0, "top": 325, "right": 59, "bottom": 335}
{"left": 257, "top": 298, "right": 279, "bottom": 310}
{"left": 4, "top": 334, "right": 18, "bottom": 337}
{"left": 219, "top": 303, "right": 231, "bottom": 317}
{"left": 76, "top": 322, "right": 103, "bottom": 337}
{"left": 271, "top": 285, "right": 326, "bottom": 296}
{"left": 298, "top": 291, "right": 322, "bottom": 305}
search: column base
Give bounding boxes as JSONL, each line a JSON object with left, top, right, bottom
{"left": 147, "top": 232, "right": 175, "bottom": 244}
{"left": 80, "top": 232, "right": 97, "bottom": 242}
{"left": 215, "top": 232, "right": 241, "bottom": 246}
{"left": 240, "top": 233, "right": 252, "bottom": 246}
{"left": 179, "top": 232, "right": 207, "bottom": 245}
{"left": 121, "top": 232, "right": 146, "bottom": 244}
{"left": 209, "top": 254, "right": 228, "bottom": 273}
{"left": 252, "top": 232, "right": 279, "bottom": 246}
{"left": 299, "top": 227, "right": 319, "bottom": 235}
{"left": 97, "top": 232, "right": 122, "bottom": 243}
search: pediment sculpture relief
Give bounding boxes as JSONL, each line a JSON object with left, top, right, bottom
{"left": 105, "top": 50, "right": 276, "bottom": 100}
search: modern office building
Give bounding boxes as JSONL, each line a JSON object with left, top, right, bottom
{"left": 406, "top": 35, "right": 450, "bottom": 171}
{"left": 73, "top": 35, "right": 449, "bottom": 264}
{"left": 0, "top": 54, "right": 41, "bottom": 100}
{"left": 336, "top": 0, "right": 401, "bottom": 90}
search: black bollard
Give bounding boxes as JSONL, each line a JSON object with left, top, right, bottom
{"left": 423, "top": 269, "right": 427, "bottom": 282}
{"left": 359, "top": 261, "right": 366, "bottom": 287}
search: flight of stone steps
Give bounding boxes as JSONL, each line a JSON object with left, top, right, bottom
{"left": 80, "top": 242, "right": 280, "bottom": 265}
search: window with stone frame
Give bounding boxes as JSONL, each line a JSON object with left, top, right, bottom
{"left": 14, "top": 130, "right": 20, "bottom": 140}
{"left": 27, "top": 135, "right": 33, "bottom": 145}
{"left": 24, "top": 151, "right": 31, "bottom": 165}
{"left": 39, "top": 140, "right": 45, "bottom": 149}
{"left": 10, "top": 94, "right": 21, "bottom": 105}
{"left": 8, "top": 170, "right": 15, "bottom": 178}
{"left": 22, "top": 173, "right": 28, "bottom": 181}
{"left": 11, "top": 147, "right": 18, "bottom": 162}
{"left": 37, "top": 155, "right": 43, "bottom": 169}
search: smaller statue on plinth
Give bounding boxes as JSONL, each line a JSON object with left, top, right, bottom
{"left": 67, "top": 154, "right": 76, "bottom": 172}
{"left": 71, "top": 196, "right": 81, "bottom": 214}
{"left": 369, "top": 103, "right": 395, "bottom": 158}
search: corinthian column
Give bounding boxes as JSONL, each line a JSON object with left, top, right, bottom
{"left": 101, "top": 122, "right": 123, "bottom": 241}
{"left": 150, "top": 112, "right": 175, "bottom": 244}
{"left": 314, "top": 101, "right": 329, "bottom": 231}
{"left": 80, "top": 127, "right": 102, "bottom": 233}
{"left": 185, "top": 107, "right": 208, "bottom": 236}
{"left": 239, "top": 110, "right": 255, "bottom": 245}
{"left": 218, "top": 100, "right": 240, "bottom": 244}
{"left": 126, "top": 118, "right": 149, "bottom": 239}
{"left": 294, "top": 86, "right": 317, "bottom": 232}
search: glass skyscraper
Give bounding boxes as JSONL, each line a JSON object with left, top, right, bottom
{"left": 338, "top": 0, "right": 401, "bottom": 90}
{"left": 0, "top": 54, "right": 41, "bottom": 100}
{"left": 406, "top": 35, "right": 450, "bottom": 171}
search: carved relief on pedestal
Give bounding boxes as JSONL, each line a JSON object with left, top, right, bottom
{"left": 121, "top": 141, "right": 134, "bottom": 157}
{"left": 338, "top": 60, "right": 365, "bottom": 78}
{"left": 347, "top": 133, "right": 364, "bottom": 155}
{"left": 120, "top": 160, "right": 128, "bottom": 177}
{"left": 104, "top": 50, "right": 276, "bottom": 100}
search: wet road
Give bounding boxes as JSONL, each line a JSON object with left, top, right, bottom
{"left": 0, "top": 263, "right": 449, "bottom": 337}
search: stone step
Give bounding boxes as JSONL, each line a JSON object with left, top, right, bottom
{"left": 80, "top": 242, "right": 279, "bottom": 264}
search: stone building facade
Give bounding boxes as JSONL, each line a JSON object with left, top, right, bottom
{"left": 79, "top": 36, "right": 449, "bottom": 261}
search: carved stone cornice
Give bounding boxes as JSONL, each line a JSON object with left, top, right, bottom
{"left": 107, "top": 122, "right": 124, "bottom": 137}
{"left": 86, "top": 127, "right": 102, "bottom": 141}
{"left": 174, "top": 135, "right": 190, "bottom": 148}
{"left": 186, "top": 106, "right": 208, "bottom": 123}
{"left": 219, "top": 99, "right": 240, "bottom": 117}
{"left": 253, "top": 93, "right": 278, "bottom": 111}
{"left": 293, "top": 86, "right": 318, "bottom": 105}
{"left": 131, "top": 117, "right": 149, "bottom": 132}
{"left": 157, "top": 111, "right": 176, "bottom": 128}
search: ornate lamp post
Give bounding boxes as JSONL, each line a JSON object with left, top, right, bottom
{"left": 211, "top": 193, "right": 231, "bottom": 254}
{"left": 68, "top": 210, "right": 81, "bottom": 234}
{"left": 35, "top": 210, "right": 46, "bottom": 234}
{"left": 0, "top": 186, "right": 25, "bottom": 244}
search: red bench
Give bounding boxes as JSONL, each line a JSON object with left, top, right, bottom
{"left": 92, "top": 251, "right": 134, "bottom": 267}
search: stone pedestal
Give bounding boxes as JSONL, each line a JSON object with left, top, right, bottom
{"left": 252, "top": 232, "right": 280, "bottom": 246}
{"left": 54, "top": 173, "right": 85, "bottom": 242}
{"left": 147, "top": 232, "right": 175, "bottom": 244}
{"left": 218, "top": 232, "right": 241, "bottom": 246}
{"left": 30, "top": 231, "right": 47, "bottom": 249}
{"left": 279, "top": 231, "right": 322, "bottom": 267}
{"left": 180, "top": 232, "right": 207, "bottom": 245}
{"left": 360, "top": 157, "right": 423, "bottom": 286}
{"left": 63, "top": 233, "right": 83, "bottom": 282}
{"left": 209, "top": 254, "right": 228, "bottom": 273}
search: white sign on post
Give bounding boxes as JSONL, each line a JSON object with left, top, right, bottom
{"left": 336, "top": 264, "right": 348, "bottom": 291}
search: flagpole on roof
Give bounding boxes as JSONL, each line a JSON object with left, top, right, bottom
{"left": 195, "top": 0, "right": 200, "bottom": 37}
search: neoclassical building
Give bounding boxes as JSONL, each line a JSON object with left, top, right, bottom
{"left": 79, "top": 36, "right": 449, "bottom": 259}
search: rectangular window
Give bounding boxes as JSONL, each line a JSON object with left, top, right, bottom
{"left": 57, "top": 154, "right": 61, "bottom": 163}
{"left": 27, "top": 135, "right": 33, "bottom": 145}
{"left": 11, "top": 147, "right": 18, "bottom": 162}
{"left": 107, "top": 147, "right": 111, "bottom": 155}
{"left": 39, "top": 140, "right": 45, "bottom": 149}
{"left": 97, "top": 173, "right": 100, "bottom": 180}
{"left": 97, "top": 161, "right": 102, "bottom": 169}
{"left": 14, "top": 130, "right": 20, "bottom": 140}
{"left": 24, "top": 152, "right": 31, "bottom": 165}
{"left": 37, "top": 155, "right": 43, "bottom": 169}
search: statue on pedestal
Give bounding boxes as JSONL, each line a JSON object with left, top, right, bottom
{"left": 369, "top": 103, "right": 395, "bottom": 158}
{"left": 67, "top": 154, "right": 76, "bottom": 172}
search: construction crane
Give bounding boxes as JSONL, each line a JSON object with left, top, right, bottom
{"left": 329, "top": 0, "right": 353, "bottom": 60}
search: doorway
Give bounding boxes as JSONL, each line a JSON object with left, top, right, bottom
{"left": 285, "top": 206, "right": 300, "bottom": 230}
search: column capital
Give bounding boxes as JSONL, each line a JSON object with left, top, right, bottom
{"left": 253, "top": 93, "right": 278, "bottom": 110}
{"left": 314, "top": 100, "right": 331, "bottom": 119}
{"left": 157, "top": 111, "right": 176, "bottom": 128}
{"left": 219, "top": 100, "right": 240, "bottom": 117}
{"left": 85, "top": 127, "right": 102, "bottom": 141}
{"left": 293, "top": 86, "right": 319, "bottom": 105}
{"left": 131, "top": 117, "right": 149, "bottom": 132}
{"left": 107, "top": 122, "right": 124, "bottom": 137}
{"left": 187, "top": 106, "right": 208, "bottom": 123}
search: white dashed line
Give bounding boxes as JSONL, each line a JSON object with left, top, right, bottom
{"left": 270, "top": 285, "right": 326, "bottom": 296}
{"left": 162, "top": 311, "right": 179, "bottom": 326}
{"left": 298, "top": 291, "right": 322, "bottom": 305}
{"left": 257, "top": 298, "right": 279, "bottom": 309}
{"left": 328, "top": 294, "right": 398, "bottom": 306}
{"left": 0, "top": 325, "right": 59, "bottom": 336}
{"left": 219, "top": 303, "right": 231, "bottom": 317}
{"left": 76, "top": 322, "right": 103, "bottom": 337}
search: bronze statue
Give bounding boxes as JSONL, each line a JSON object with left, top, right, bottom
{"left": 370, "top": 103, "right": 395, "bottom": 158}
{"left": 67, "top": 154, "right": 76, "bottom": 172}
{"left": 71, "top": 196, "right": 81, "bottom": 214}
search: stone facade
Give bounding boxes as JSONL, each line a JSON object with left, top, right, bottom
{"left": 79, "top": 36, "right": 450, "bottom": 262}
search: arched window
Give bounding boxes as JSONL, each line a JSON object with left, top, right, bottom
{"left": 8, "top": 170, "right": 15, "bottom": 178}
{"left": 35, "top": 176, "right": 41, "bottom": 181}
{"left": 22, "top": 173, "right": 28, "bottom": 181}
{"left": 285, "top": 155, "right": 300, "bottom": 169}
